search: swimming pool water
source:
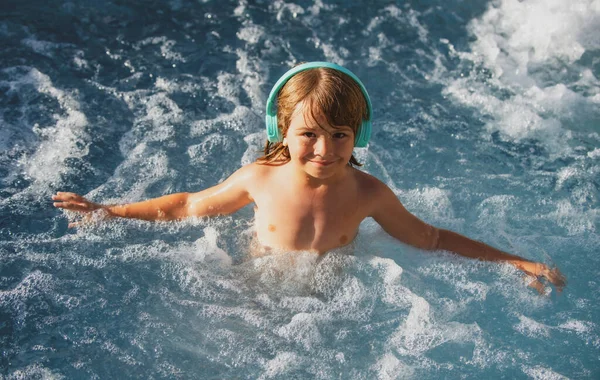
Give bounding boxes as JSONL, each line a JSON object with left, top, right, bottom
{"left": 1, "top": 0, "right": 599, "bottom": 378}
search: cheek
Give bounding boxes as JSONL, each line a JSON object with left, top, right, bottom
{"left": 288, "top": 140, "right": 311, "bottom": 156}
{"left": 294, "top": 139, "right": 313, "bottom": 151}
{"left": 338, "top": 140, "right": 354, "bottom": 154}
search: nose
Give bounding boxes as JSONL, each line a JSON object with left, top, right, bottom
{"left": 314, "top": 135, "right": 333, "bottom": 157}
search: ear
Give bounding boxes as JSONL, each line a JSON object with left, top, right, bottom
{"left": 282, "top": 137, "right": 288, "bottom": 147}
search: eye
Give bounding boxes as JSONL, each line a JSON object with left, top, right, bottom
{"left": 332, "top": 132, "right": 348, "bottom": 139}
{"left": 302, "top": 132, "right": 316, "bottom": 138}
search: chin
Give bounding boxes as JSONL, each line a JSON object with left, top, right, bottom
{"left": 304, "top": 162, "right": 347, "bottom": 179}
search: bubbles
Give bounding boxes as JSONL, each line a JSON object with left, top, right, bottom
{"left": 372, "top": 353, "right": 415, "bottom": 379}
{"left": 237, "top": 24, "right": 265, "bottom": 45}
{"left": 514, "top": 314, "right": 551, "bottom": 338}
{"left": 261, "top": 351, "right": 303, "bottom": 378}
{"left": 134, "top": 36, "right": 186, "bottom": 63}
{"left": 547, "top": 199, "right": 596, "bottom": 235}
{"left": 0, "top": 67, "right": 90, "bottom": 193}
{"left": 276, "top": 312, "right": 323, "bottom": 350}
{"left": 522, "top": 365, "right": 570, "bottom": 380}
{"left": 6, "top": 364, "right": 65, "bottom": 380}
{"left": 443, "top": 0, "right": 600, "bottom": 155}
{"left": 21, "top": 36, "right": 73, "bottom": 59}
{"left": 1, "top": 0, "right": 598, "bottom": 377}
{"left": 402, "top": 187, "right": 455, "bottom": 221}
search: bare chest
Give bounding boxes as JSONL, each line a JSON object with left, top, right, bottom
{"left": 253, "top": 185, "right": 366, "bottom": 253}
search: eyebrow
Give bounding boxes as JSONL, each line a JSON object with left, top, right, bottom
{"left": 296, "top": 125, "right": 352, "bottom": 134}
{"left": 299, "top": 117, "right": 352, "bottom": 131}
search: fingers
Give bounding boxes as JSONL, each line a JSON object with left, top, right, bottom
{"left": 52, "top": 192, "right": 99, "bottom": 212}
{"left": 52, "top": 192, "right": 84, "bottom": 202}
{"left": 522, "top": 262, "right": 567, "bottom": 295}
{"left": 52, "top": 191, "right": 105, "bottom": 229}
{"left": 68, "top": 221, "right": 81, "bottom": 228}
{"left": 544, "top": 268, "right": 567, "bottom": 291}
{"left": 53, "top": 201, "right": 96, "bottom": 212}
{"left": 527, "top": 278, "right": 546, "bottom": 295}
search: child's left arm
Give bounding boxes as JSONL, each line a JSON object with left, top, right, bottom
{"left": 370, "top": 182, "right": 566, "bottom": 292}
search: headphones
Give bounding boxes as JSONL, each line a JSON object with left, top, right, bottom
{"left": 265, "top": 61, "right": 373, "bottom": 147}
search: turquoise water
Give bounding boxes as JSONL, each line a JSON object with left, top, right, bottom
{"left": 1, "top": 0, "right": 599, "bottom": 378}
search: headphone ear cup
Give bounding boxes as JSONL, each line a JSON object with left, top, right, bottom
{"left": 265, "top": 114, "right": 282, "bottom": 142}
{"left": 355, "top": 120, "right": 371, "bottom": 147}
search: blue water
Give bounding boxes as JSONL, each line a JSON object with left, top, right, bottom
{"left": 1, "top": 0, "right": 599, "bottom": 378}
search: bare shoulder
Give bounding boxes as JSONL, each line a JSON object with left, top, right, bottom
{"left": 230, "top": 162, "right": 271, "bottom": 180}
{"left": 231, "top": 162, "right": 281, "bottom": 196}
{"left": 352, "top": 167, "right": 390, "bottom": 195}
{"left": 236, "top": 161, "right": 279, "bottom": 181}
{"left": 351, "top": 168, "right": 398, "bottom": 215}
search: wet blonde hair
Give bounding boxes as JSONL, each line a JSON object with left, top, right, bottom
{"left": 257, "top": 66, "right": 369, "bottom": 166}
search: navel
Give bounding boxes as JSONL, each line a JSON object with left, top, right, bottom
{"left": 268, "top": 224, "right": 276, "bottom": 232}
{"left": 340, "top": 235, "right": 348, "bottom": 244}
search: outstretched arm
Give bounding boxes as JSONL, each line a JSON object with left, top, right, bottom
{"left": 370, "top": 182, "right": 566, "bottom": 292}
{"left": 53, "top": 165, "right": 255, "bottom": 226}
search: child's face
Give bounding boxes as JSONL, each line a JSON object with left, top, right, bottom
{"left": 284, "top": 102, "right": 355, "bottom": 181}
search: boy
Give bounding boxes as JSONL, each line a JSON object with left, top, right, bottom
{"left": 52, "top": 62, "right": 566, "bottom": 292}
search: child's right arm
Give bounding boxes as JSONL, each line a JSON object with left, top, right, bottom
{"left": 52, "top": 165, "right": 256, "bottom": 226}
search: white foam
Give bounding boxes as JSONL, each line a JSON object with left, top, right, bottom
{"left": 270, "top": 0, "right": 305, "bottom": 22}
{"left": 555, "top": 166, "right": 580, "bottom": 190}
{"left": 1, "top": 67, "right": 90, "bottom": 190}
{"left": 388, "top": 293, "right": 481, "bottom": 356}
{"left": 399, "top": 186, "right": 459, "bottom": 226}
{"left": 190, "top": 105, "right": 259, "bottom": 139}
{"left": 234, "top": 48, "right": 268, "bottom": 111}
{"left": 443, "top": 0, "right": 600, "bottom": 153}
{"left": 154, "top": 75, "right": 207, "bottom": 94}
{"left": 328, "top": 276, "right": 370, "bottom": 319}
{"left": 191, "top": 226, "right": 233, "bottom": 266}
{"left": 187, "top": 133, "right": 236, "bottom": 166}
{"left": 588, "top": 148, "right": 600, "bottom": 159}
{"left": 309, "top": 39, "right": 347, "bottom": 66}
{"left": 0, "top": 271, "right": 56, "bottom": 329}
{"left": 215, "top": 72, "right": 243, "bottom": 106}
{"left": 237, "top": 24, "right": 265, "bottom": 44}
{"left": 443, "top": 80, "right": 571, "bottom": 151}
{"left": 134, "top": 36, "right": 185, "bottom": 63}
{"left": 468, "top": 0, "right": 599, "bottom": 79}
{"left": 558, "top": 319, "right": 595, "bottom": 334}
{"left": 276, "top": 312, "right": 323, "bottom": 350}
{"left": 72, "top": 50, "right": 89, "bottom": 69}
{"left": 547, "top": 199, "right": 596, "bottom": 235}
{"left": 0, "top": 270, "right": 54, "bottom": 306}
{"left": 241, "top": 132, "right": 264, "bottom": 165}
{"left": 261, "top": 351, "right": 303, "bottom": 378}
{"left": 371, "top": 353, "right": 414, "bottom": 380}
{"left": 475, "top": 195, "right": 516, "bottom": 230}
{"left": 6, "top": 364, "right": 65, "bottom": 380}
{"left": 514, "top": 314, "right": 551, "bottom": 338}
{"left": 522, "top": 365, "right": 569, "bottom": 380}
{"left": 307, "top": 0, "right": 332, "bottom": 16}
{"left": 21, "top": 36, "right": 72, "bottom": 58}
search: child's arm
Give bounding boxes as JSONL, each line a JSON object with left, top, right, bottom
{"left": 370, "top": 182, "right": 566, "bottom": 291}
{"left": 52, "top": 165, "right": 255, "bottom": 226}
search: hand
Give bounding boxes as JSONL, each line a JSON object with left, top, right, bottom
{"left": 521, "top": 262, "right": 567, "bottom": 294}
{"left": 52, "top": 192, "right": 107, "bottom": 228}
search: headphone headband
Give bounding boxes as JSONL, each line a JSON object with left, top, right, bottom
{"left": 265, "top": 62, "right": 372, "bottom": 147}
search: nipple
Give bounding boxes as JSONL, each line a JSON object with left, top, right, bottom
{"left": 268, "top": 224, "right": 276, "bottom": 232}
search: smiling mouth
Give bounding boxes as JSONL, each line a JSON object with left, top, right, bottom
{"left": 309, "top": 160, "right": 335, "bottom": 166}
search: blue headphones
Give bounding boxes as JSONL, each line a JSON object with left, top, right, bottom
{"left": 265, "top": 62, "right": 373, "bottom": 147}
